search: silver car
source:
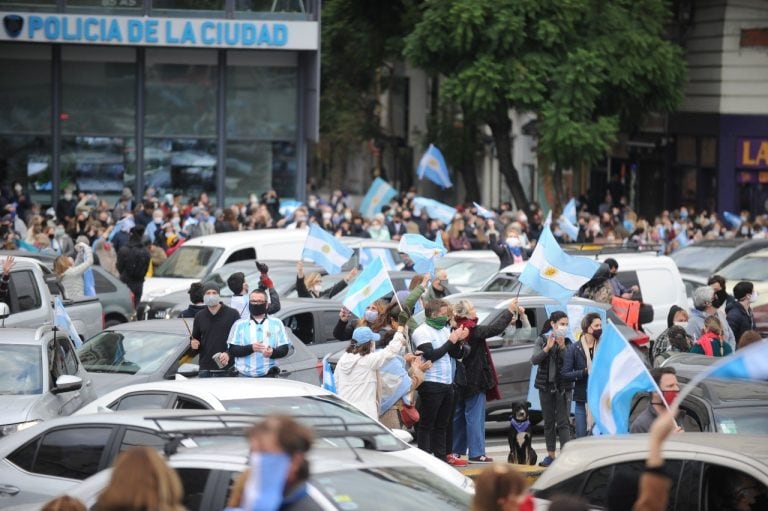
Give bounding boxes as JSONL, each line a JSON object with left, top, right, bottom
{"left": 0, "top": 323, "right": 96, "bottom": 438}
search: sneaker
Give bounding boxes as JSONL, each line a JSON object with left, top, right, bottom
{"left": 445, "top": 454, "right": 468, "bottom": 467}
{"left": 538, "top": 456, "right": 555, "bottom": 467}
{"left": 469, "top": 455, "right": 494, "bottom": 464}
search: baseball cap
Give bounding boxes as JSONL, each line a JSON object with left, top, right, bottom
{"left": 352, "top": 326, "right": 381, "bottom": 345}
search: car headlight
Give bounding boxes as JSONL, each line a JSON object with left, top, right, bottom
{"left": 0, "top": 420, "right": 41, "bottom": 436}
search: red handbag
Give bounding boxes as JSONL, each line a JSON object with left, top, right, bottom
{"left": 399, "top": 404, "right": 420, "bottom": 428}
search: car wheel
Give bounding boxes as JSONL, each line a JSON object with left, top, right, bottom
{"left": 105, "top": 315, "right": 127, "bottom": 327}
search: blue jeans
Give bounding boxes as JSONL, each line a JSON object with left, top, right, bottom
{"left": 574, "top": 401, "right": 587, "bottom": 438}
{"left": 452, "top": 392, "right": 486, "bottom": 458}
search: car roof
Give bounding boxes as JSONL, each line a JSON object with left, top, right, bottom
{"left": 675, "top": 238, "right": 768, "bottom": 249}
{"left": 446, "top": 291, "right": 611, "bottom": 310}
{"left": 0, "top": 328, "right": 51, "bottom": 345}
{"left": 104, "top": 318, "right": 190, "bottom": 335}
{"left": 496, "top": 252, "right": 676, "bottom": 274}
{"left": 176, "top": 230, "right": 308, "bottom": 249}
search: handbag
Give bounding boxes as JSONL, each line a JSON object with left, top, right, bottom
{"left": 399, "top": 403, "right": 420, "bottom": 428}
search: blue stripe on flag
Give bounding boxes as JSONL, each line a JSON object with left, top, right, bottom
{"left": 302, "top": 224, "right": 353, "bottom": 274}
{"left": 412, "top": 197, "right": 457, "bottom": 225}
{"left": 563, "top": 198, "right": 577, "bottom": 225}
{"left": 322, "top": 354, "right": 337, "bottom": 393}
{"left": 360, "top": 177, "right": 397, "bottom": 219}
{"left": 707, "top": 340, "right": 768, "bottom": 380}
{"left": 417, "top": 144, "right": 453, "bottom": 189}
{"left": 342, "top": 257, "right": 394, "bottom": 317}
{"left": 54, "top": 296, "right": 82, "bottom": 348}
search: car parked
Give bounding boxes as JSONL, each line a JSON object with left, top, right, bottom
{"left": 532, "top": 433, "right": 768, "bottom": 511}
{"left": 0, "top": 317, "right": 97, "bottom": 438}
{"left": 435, "top": 250, "right": 500, "bottom": 293}
{"left": 713, "top": 247, "right": 768, "bottom": 309}
{"left": 669, "top": 238, "right": 768, "bottom": 278}
{"left": 76, "top": 318, "right": 320, "bottom": 396}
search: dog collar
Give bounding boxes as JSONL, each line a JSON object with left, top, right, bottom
{"left": 510, "top": 419, "right": 530, "bottom": 433}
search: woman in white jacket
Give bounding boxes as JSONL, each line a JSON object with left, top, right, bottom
{"left": 335, "top": 325, "right": 404, "bottom": 419}
{"left": 53, "top": 242, "right": 93, "bottom": 299}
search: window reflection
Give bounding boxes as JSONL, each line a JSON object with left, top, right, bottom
{"left": 144, "top": 138, "right": 216, "bottom": 199}
{"left": 61, "top": 136, "right": 135, "bottom": 195}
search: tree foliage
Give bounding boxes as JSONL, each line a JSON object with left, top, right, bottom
{"left": 404, "top": 0, "right": 686, "bottom": 210}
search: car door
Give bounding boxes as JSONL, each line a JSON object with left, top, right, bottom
{"left": 3, "top": 269, "right": 46, "bottom": 328}
{"left": 0, "top": 425, "right": 116, "bottom": 506}
{"left": 47, "top": 337, "right": 91, "bottom": 416}
{"left": 278, "top": 331, "right": 321, "bottom": 385}
{"left": 308, "top": 308, "right": 348, "bottom": 359}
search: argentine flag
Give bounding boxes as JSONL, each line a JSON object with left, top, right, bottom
{"left": 417, "top": 144, "right": 453, "bottom": 189}
{"left": 342, "top": 257, "right": 394, "bottom": 318}
{"left": 675, "top": 228, "right": 689, "bottom": 249}
{"left": 587, "top": 321, "right": 658, "bottom": 434}
{"left": 54, "top": 296, "right": 82, "bottom": 348}
{"left": 359, "top": 247, "right": 398, "bottom": 270}
{"left": 360, "top": 177, "right": 397, "bottom": 219}
{"left": 322, "top": 354, "right": 337, "bottom": 393}
{"left": 303, "top": 224, "right": 353, "bottom": 274}
{"left": 723, "top": 211, "right": 743, "bottom": 229}
{"left": 518, "top": 225, "right": 600, "bottom": 305}
{"left": 563, "top": 198, "right": 578, "bottom": 225}
{"left": 473, "top": 202, "right": 496, "bottom": 219}
{"left": 558, "top": 213, "right": 579, "bottom": 241}
{"left": 412, "top": 196, "right": 457, "bottom": 225}
{"left": 398, "top": 234, "right": 447, "bottom": 275}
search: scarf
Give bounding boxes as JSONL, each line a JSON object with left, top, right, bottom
{"left": 510, "top": 418, "right": 530, "bottom": 433}
{"left": 425, "top": 315, "right": 449, "bottom": 330}
{"left": 455, "top": 317, "right": 478, "bottom": 330}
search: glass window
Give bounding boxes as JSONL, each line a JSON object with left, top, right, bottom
{"left": 235, "top": 0, "right": 308, "bottom": 17}
{"left": 153, "top": 245, "right": 224, "bottom": 279}
{"left": 676, "top": 135, "right": 696, "bottom": 165}
{"left": 93, "top": 269, "right": 118, "bottom": 293}
{"left": 119, "top": 428, "right": 167, "bottom": 451}
{"left": 8, "top": 438, "right": 39, "bottom": 472}
{"left": 0, "top": 345, "right": 43, "bottom": 395}
{"left": 177, "top": 468, "right": 213, "bottom": 511}
{"left": 670, "top": 245, "right": 734, "bottom": 273}
{"left": 282, "top": 312, "right": 313, "bottom": 344}
{"left": 175, "top": 396, "right": 209, "bottom": 409}
{"left": 115, "top": 393, "right": 171, "bottom": 410}
{"left": 153, "top": 0, "right": 225, "bottom": 17}
{"left": 35, "top": 427, "right": 112, "bottom": 480}
{"left": 77, "top": 330, "right": 186, "bottom": 375}
{"left": 59, "top": 338, "right": 79, "bottom": 374}
{"left": 0, "top": 0, "right": 57, "bottom": 11}
{"left": 9, "top": 270, "right": 42, "bottom": 313}
{"left": 224, "top": 248, "right": 256, "bottom": 264}
{"left": 0, "top": 44, "right": 52, "bottom": 206}
{"left": 65, "top": 0, "right": 144, "bottom": 12}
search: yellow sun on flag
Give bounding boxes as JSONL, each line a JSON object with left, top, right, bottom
{"left": 371, "top": 196, "right": 380, "bottom": 204}
{"left": 362, "top": 286, "right": 371, "bottom": 296}
{"left": 602, "top": 395, "right": 612, "bottom": 412}
{"left": 429, "top": 157, "right": 439, "bottom": 168}
{"left": 321, "top": 244, "right": 331, "bottom": 254}
{"left": 543, "top": 266, "right": 558, "bottom": 277}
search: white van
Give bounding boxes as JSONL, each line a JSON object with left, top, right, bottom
{"left": 142, "top": 230, "right": 309, "bottom": 303}
{"left": 482, "top": 251, "right": 688, "bottom": 340}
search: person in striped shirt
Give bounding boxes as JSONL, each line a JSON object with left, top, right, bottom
{"left": 228, "top": 289, "right": 292, "bottom": 378}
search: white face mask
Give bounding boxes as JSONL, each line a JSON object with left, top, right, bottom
{"left": 555, "top": 326, "right": 568, "bottom": 338}
{"left": 674, "top": 321, "right": 688, "bottom": 329}
{"left": 749, "top": 291, "right": 758, "bottom": 303}
{"left": 204, "top": 294, "right": 220, "bottom": 307}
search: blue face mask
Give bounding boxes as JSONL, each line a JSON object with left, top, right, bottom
{"left": 243, "top": 452, "right": 292, "bottom": 511}
{"left": 364, "top": 310, "right": 379, "bottom": 322}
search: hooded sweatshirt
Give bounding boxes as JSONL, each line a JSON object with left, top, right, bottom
{"left": 335, "top": 332, "right": 404, "bottom": 419}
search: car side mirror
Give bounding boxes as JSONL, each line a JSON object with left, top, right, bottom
{"left": 177, "top": 363, "right": 199, "bottom": 378}
{"left": 52, "top": 374, "right": 83, "bottom": 394}
{"left": 391, "top": 429, "right": 413, "bottom": 443}
{"left": 0, "top": 302, "right": 9, "bottom": 319}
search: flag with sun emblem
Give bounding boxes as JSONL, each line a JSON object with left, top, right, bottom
{"left": 518, "top": 224, "right": 600, "bottom": 305}
{"left": 360, "top": 177, "right": 398, "bottom": 219}
{"left": 417, "top": 144, "right": 453, "bottom": 189}
{"left": 587, "top": 321, "right": 659, "bottom": 434}
{"left": 302, "top": 224, "right": 353, "bottom": 275}
{"left": 342, "top": 257, "right": 394, "bottom": 317}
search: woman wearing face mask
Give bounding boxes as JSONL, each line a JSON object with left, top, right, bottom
{"left": 651, "top": 306, "right": 693, "bottom": 367}
{"left": 561, "top": 313, "right": 602, "bottom": 438}
{"left": 333, "top": 299, "right": 394, "bottom": 344}
{"left": 531, "top": 311, "right": 573, "bottom": 467}
{"left": 295, "top": 260, "right": 357, "bottom": 299}
{"left": 367, "top": 216, "right": 391, "bottom": 241}
{"left": 335, "top": 326, "right": 405, "bottom": 419}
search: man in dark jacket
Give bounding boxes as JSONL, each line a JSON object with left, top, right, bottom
{"left": 116, "top": 226, "right": 151, "bottom": 307}
{"left": 190, "top": 283, "right": 241, "bottom": 378}
{"left": 180, "top": 282, "right": 206, "bottom": 318}
{"left": 726, "top": 281, "right": 757, "bottom": 345}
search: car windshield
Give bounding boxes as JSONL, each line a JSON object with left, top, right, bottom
{"left": 77, "top": 331, "right": 184, "bottom": 375}
{"left": 154, "top": 246, "right": 224, "bottom": 278}
{"left": 220, "top": 395, "right": 404, "bottom": 451}
{"left": 670, "top": 245, "right": 735, "bottom": 272}
{"left": 481, "top": 274, "right": 537, "bottom": 294}
{"left": 437, "top": 259, "right": 499, "bottom": 288}
{"left": 0, "top": 345, "right": 42, "bottom": 395}
{"left": 312, "top": 466, "right": 470, "bottom": 510}
{"left": 714, "top": 406, "right": 768, "bottom": 435}
{"left": 717, "top": 256, "right": 768, "bottom": 281}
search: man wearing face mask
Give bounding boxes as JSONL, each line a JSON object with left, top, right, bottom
{"left": 630, "top": 367, "right": 684, "bottom": 434}
{"left": 227, "top": 416, "right": 314, "bottom": 511}
{"left": 708, "top": 275, "right": 736, "bottom": 312}
{"left": 423, "top": 268, "right": 451, "bottom": 301}
{"left": 726, "top": 281, "right": 757, "bottom": 345}
{"left": 686, "top": 286, "right": 736, "bottom": 350}
{"left": 190, "top": 283, "right": 241, "bottom": 378}
{"left": 227, "top": 289, "right": 292, "bottom": 378}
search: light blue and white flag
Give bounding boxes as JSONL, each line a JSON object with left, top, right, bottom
{"left": 417, "top": 144, "right": 453, "bottom": 189}
{"left": 108, "top": 216, "right": 135, "bottom": 242}
{"left": 359, "top": 247, "right": 398, "bottom": 270}
{"left": 558, "top": 214, "right": 579, "bottom": 241}
{"left": 54, "top": 296, "right": 82, "bottom": 348}
{"left": 398, "top": 234, "right": 447, "bottom": 275}
{"left": 518, "top": 225, "right": 600, "bottom": 305}
{"left": 302, "top": 224, "right": 353, "bottom": 275}
{"left": 412, "top": 196, "right": 457, "bottom": 225}
{"left": 240, "top": 452, "right": 291, "bottom": 511}
{"left": 587, "top": 321, "right": 658, "bottom": 434}
{"left": 379, "top": 358, "right": 412, "bottom": 413}
{"left": 342, "top": 257, "right": 395, "bottom": 317}
{"left": 723, "top": 211, "right": 743, "bottom": 229}
{"left": 321, "top": 354, "right": 337, "bottom": 393}
{"left": 279, "top": 198, "right": 303, "bottom": 221}
{"left": 563, "top": 198, "right": 578, "bottom": 225}
{"left": 473, "top": 202, "right": 496, "bottom": 219}
{"left": 675, "top": 228, "right": 689, "bottom": 249}
{"left": 359, "top": 177, "right": 397, "bottom": 219}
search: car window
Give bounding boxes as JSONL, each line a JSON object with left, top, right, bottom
{"left": 119, "top": 429, "right": 167, "bottom": 452}
{"left": 717, "top": 256, "right": 768, "bottom": 282}
{"left": 498, "top": 308, "right": 538, "bottom": 346}
{"left": 93, "top": 270, "right": 117, "bottom": 293}
{"left": 225, "top": 248, "right": 256, "bottom": 265}
{"left": 8, "top": 438, "right": 39, "bottom": 472}
{"left": 533, "top": 472, "right": 589, "bottom": 500}
{"left": 174, "top": 395, "right": 210, "bottom": 410}
{"left": 318, "top": 310, "right": 342, "bottom": 341}
{"left": 578, "top": 460, "right": 683, "bottom": 509}
{"left": 671, "top": 245, "right": 733, "bottom": 272}
{"left": 482, "top": 275, "right": 537, "bottom": 295}
{"left": 675, "top": 461, "right": 703, "bottom": 511}
{"left": 282, "top": 312, "right": 314, "bottom": 344}
{"left": 78, "top": 330, "right": 184, "bottom": 375}
{"left": 154, "top": 246, "right": 224, "bottom": 279}
{"left": 113, "top": 393, "right": 172, "bottom": 411}
{"left": 34, "top": 427, "right": 112, "bottom": 480}
{"left": 0, "top": 344, "right": 42, "bottom": 395}
{"left": 177, "top": 468, "right": 213, "bottom": 511}
{"left": 60, "top": 338, "right": 79, "bottom": 374}
{"left": 616, "top": 271, "right": 642, "bottom": 301}
{"left": 9, "top": 270, "right": 42, "bottom": 313}
{"left": 704, "top": 463, "right": 768, "bottom": 511}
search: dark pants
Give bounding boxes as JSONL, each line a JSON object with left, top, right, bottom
{"left": 539, "top": 388, "right": 571, "bottom": 453}
{"left": 417, "top": 381, "right": 454, "bottom": 459}
{"left": 125, "top": 280, "right": 144, "bottom": 307}
{"left": 198, "top": 369, "right": 232, "bottom": 378}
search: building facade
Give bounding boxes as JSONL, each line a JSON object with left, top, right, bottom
{"left": 0, "top": 0, "right": 320, "bottom": 208}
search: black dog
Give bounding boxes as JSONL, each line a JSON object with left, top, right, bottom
{"left": 507, "top": 401, "right": 537, "bottom": 465}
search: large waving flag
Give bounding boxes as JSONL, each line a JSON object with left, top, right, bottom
{"left": 558, "top": 214, "right": 579, "bottom": 241}
{"left": 417, "top": 144, "right": 453, "bottom": 189}
{"left": 54, "top": 296, "right": 82, "bottom": 348}
{"left": 303, "top": 224, "right": 353, "bottom": 274}
{"left": 518, "top": 225, "right": 600, "bottom": 305}
{"left": 359, "top": 177, "right": 397, "bottom": 219}
{"left": 398, "top": 234, "right": 447, "bottom": 275}
{"left": 412, "top": 196, "right": 457, "bottom": 225}
{"left": 473, "top": 202, "right": 496, "bottom": 219}
{"left": 359, "top": 247, "right": 398, "bottom": 270}
{"left": 587, "top": 321, "right": 658, "bottom": 434}
{"left": 563, "top": 198, "right": 578, "bottom": 225}
{"left": 342, "top": 257, "right": 394, "bottom": 317}
{"left": 321, "top": 354, "right": 337, "bottom": 393}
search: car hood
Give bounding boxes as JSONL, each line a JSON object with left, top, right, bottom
{"left": 86, "top": 372, "right": 154, "bottom": 397}
{"left": 388, "top": 447, "right": 474, "bottom": 493}
{"left": 0, "top": 394, "right": 40, "bottom": 424}
{"left": 142, "top": 278, "right": 197, "bottom": 302}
